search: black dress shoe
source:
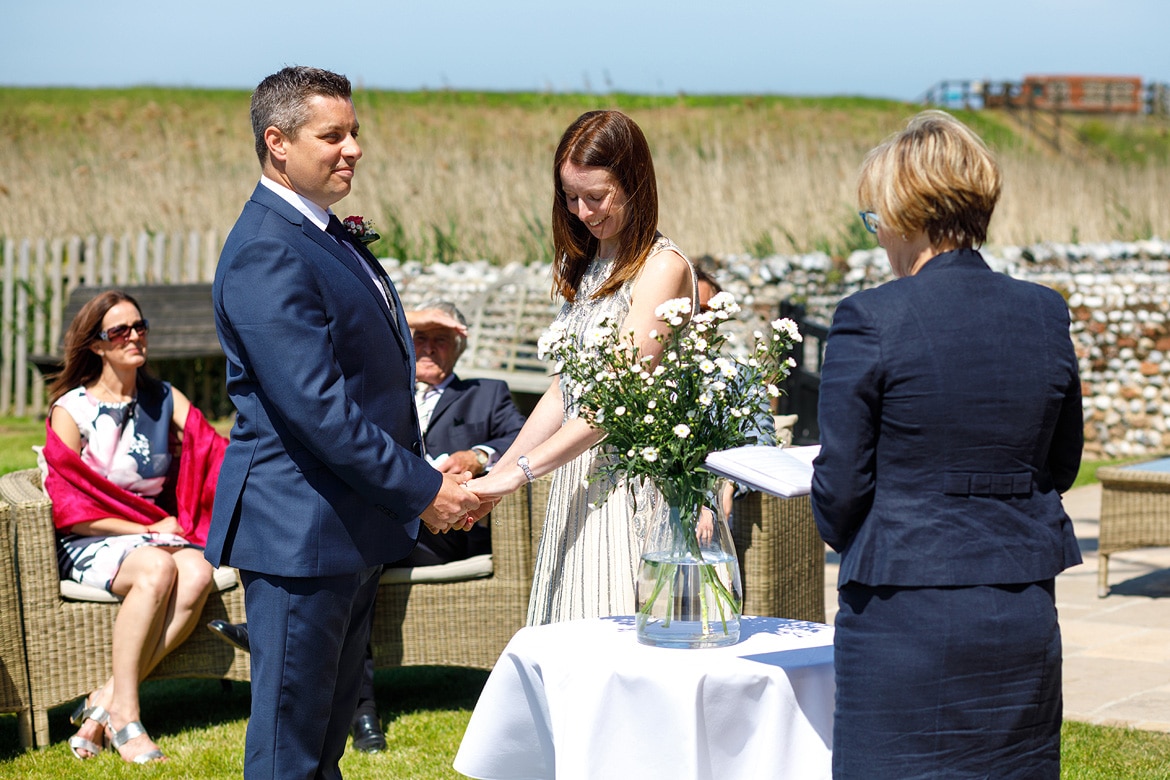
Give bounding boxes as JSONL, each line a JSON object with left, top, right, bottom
{"left": 207, "top": 620, "right": 251, "bottom": 653}
{"left": 351, "top": 713, "right": 387, "bottom": 753}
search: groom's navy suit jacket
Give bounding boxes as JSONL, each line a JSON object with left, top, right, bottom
{"left": 811, "top": 248, "right": 1083, "bottom": 589}
{"left": 206, "top": 182, "right": 441, "bottom": 575}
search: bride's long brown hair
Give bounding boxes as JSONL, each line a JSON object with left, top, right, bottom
{"left": 551, "top": 110, "right": 659, "bottom": 303}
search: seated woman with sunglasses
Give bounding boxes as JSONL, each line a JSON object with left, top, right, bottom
{"left": 40, "top": 290, "right": 227, "bottom": 763}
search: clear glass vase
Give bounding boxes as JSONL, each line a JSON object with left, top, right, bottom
{"left": 635, "top": 480, "right": 743, "bottom": 648}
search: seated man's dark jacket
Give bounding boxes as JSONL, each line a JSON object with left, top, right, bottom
{"left": 399, "top": 374, "right": 526, "bottom": 566}
{"left": 425, "top": 375, "right": 526, "bottom": 460}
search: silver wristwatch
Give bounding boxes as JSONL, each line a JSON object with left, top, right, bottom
{"left": 517, "top": 455, "right": 536, "bottom": 483}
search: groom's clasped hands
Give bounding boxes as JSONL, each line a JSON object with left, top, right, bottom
{"left": 420, "top": 471, "right": 482, "bottom": 534}
{"left": 419, "top": 471, "right": 511, "bottom": 535}
{"left": 419, "top": 464, "right": 524, "bottom": 534}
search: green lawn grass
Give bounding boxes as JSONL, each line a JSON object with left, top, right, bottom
{"left": 0, "top": 417, "right": 43, "bottom": 477}
{"left": 1074, "top": 456, "right": 1155, "bottom": 490}
{"left": 3, "top": 421, "right": 1168, "bottom": 777}
{"left": 3, "top": 676, "right": 1170, "bottom": 778}
{"left": 0, "top": 668, "right": 487, "bottom": 778}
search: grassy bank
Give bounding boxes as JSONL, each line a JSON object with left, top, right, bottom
{"left": 2, "top": 88, "right": 1168, "bottom": 264}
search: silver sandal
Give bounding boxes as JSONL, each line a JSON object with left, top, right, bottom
{"left": 69, "top": 694, "right": 102, "bottom": 727}
{"left": 107, "top": 720, "right": 166, "bottom": 764}
{"left": 68, "top": 705, "right": 109, "bottom": 760}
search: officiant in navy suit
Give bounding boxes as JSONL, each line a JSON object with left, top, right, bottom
{"left": 206, "top": 65, "right": 479, "bottom": 778}
{"left": 811, "top": 111, "right": 1082, "bottom": 779}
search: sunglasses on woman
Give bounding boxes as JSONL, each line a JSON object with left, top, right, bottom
{"left": 99, "top": 319, "right": 149, "bottom": 343}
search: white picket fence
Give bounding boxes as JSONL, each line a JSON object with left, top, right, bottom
{"left": 0, "top": 231, "right": 222, "bottom": 418}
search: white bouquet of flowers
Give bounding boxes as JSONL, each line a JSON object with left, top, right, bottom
{"left": 539, "top": 292, "right": 801, "bottom": 640}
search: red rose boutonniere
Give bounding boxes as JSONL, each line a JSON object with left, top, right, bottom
{"left": 343, "top": 216, "right": 381, "bottom": 245}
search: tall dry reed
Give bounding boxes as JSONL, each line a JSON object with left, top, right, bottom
{"left": 1, "top": 90, "right": 1167, "bottom": 262}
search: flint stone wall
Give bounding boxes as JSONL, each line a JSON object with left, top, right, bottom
{"left": 705, "top": 238, "right": 1170, "bottom": 460}
{"left": 386, "top": 237, "right": 1170, "bottom": 460}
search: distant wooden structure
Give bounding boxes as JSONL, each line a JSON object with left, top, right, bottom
{"left": 923, "top": 76, "right": 1168, "bottom": 116}
{"left": 921, "top": 75, "right": 1169, "bottom": 156}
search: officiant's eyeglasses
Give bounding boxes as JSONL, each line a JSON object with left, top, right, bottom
{"left": 99, "top": 319, "right": 149, "bottom": 343}
{"left": 859, "top": 211, "right": 881, "bottom": 235}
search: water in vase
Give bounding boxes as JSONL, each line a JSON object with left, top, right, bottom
{"left": 635, "top": 550, "right": 742, "bottom": 648}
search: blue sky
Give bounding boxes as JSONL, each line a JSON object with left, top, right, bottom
{"left": 3, "top": 1, "right": 1166, "bottom": 100}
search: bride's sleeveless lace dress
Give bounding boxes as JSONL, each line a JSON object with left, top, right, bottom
{"left": 527, "top": 235, "right": 697, "bottom": 625}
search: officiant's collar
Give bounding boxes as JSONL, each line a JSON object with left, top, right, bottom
{"left": 260, "top": 176, "right": 330, "bottom": 232}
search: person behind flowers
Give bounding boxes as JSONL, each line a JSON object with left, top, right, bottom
{"left": 811, "top": 110, "right": 1082, "bottom": 779}
{"left": 467, "top": 109, "right": 700, "bottom": 625}
{"left": 42, "top": 290, "right": 227, "bottom": 763}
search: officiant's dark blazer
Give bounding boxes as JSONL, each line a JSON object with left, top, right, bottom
{"left": 811, "top": 248, "right": 1083, "bottom": 588}
{"left": 206, "top": 182, "right": 441, "bottom": 576}
{"left": 424, "top": 375, "right": 526, "bottom": 460}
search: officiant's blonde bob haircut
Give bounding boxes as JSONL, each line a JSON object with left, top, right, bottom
{"left": 250, "top": 66, "right": 352, "bottom": 166}
{"left": 857, "top": 110, "right": 1002, "bottom": 250}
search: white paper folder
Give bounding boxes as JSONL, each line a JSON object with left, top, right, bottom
{"left": 703, "top": 444, "right": 820, "bottom": 498}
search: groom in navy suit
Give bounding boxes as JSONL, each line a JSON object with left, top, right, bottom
{"left": 206, "top": 66, "right": 479, "bottom": 778}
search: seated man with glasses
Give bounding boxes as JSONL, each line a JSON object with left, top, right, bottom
{"left": 407, "top": 300, "right": 527, "bottom": 564}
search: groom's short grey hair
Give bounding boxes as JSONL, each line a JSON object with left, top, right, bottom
{"left": 250, "top": 66, "right": 352, "bottom": 166}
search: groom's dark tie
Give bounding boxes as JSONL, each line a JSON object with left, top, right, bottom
{"left": 326, "top": 214, "right": 399, "bottom": 320}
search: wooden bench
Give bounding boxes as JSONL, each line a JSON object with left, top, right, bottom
{"left": 396, "top": 267, "right": 559, "bottom": 405}
{"left": 34, "top": 279, "right": 556, "bottom": 413}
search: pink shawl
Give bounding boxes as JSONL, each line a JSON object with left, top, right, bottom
{"left": 42, "top": 405, "right": 228, "bottom": 546}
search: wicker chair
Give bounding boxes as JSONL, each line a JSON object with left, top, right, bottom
{"left": 4, "top": 462, "right": 824, "bottom": 747}
{"left": 0, "top": 468, "right": 249, "bottom": 749}
{"left": 370, "top": 475, "right": 550, "bottom": 670}
{"left": 370, "top": 479, "right": 827, "bottom": 668}
{"left": 1097, "top": 461, "right": 1170, "bottom": 597}
{"left": 2, "top": 465, "right": 551, "bottom": 748}
{"left": 732, "top": 492, "right": 826, "bottom": 624}
{"left": 0, "top": 498, "right": 34, "bottom": 748}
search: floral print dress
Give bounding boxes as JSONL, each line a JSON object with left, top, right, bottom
{"left": 53, "top": 383, "right": 197, "bottom": 592}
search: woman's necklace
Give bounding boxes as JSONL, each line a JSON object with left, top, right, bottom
{"left": 96, "top": 378, "right": 135, "bottom": 404}
{"left": 96, "top": 378, "right": 138, "bottom": 438}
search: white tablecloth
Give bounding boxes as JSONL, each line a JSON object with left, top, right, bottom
{"left": 454, "top": 616, "right": 835, "bottom": 780}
